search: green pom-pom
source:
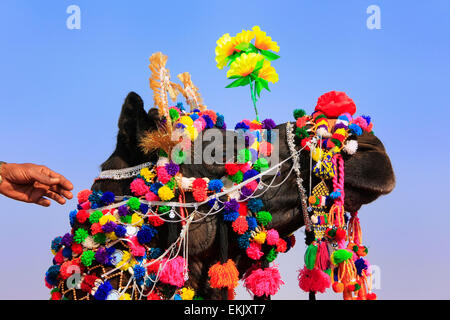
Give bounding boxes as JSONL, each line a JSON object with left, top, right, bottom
{"left": 324, "top": 268, "right": 332, "bottom": 276}
{"left": 331, "top": 138, "right": 342, "bottom": 147}
{"left": 304, "top": 244, "right": 318, "bottom": 270}
{"left": 169, "top": 108, "right": 180, "bottom": 121}
{"left": 237, "top": 148, "right": 252, "bottom": 163}
{"left": 327, "top": 228, "right": 336, "bottom": 238}
{"left": 89, "top": 210, "right": 103, "bottom": 224}
{"left": 193, "top": 296, "right": 204, "bottom": 300}
{"left": 166, "top": 178, "right": 176, "bottom": 190}
{"left": 73, "top": 228, "right": 88, "bottom": 244}
{"left": 295, "top": 127, "right": 309, "bottom": 139}
{"left": 354, "top": 283, "right": 361, "bottom": 291}
{"left": 266, "top": 247, "right": 278, "bottom": 262}
{"left": 351, "top": 245, "right": 359, "bottom": 253}
{"left": 93, "top": 233, "right": 106, "bottom": 244}
{"left": 229, "top": 171, "right": 243, "bottom": 183}
{"left": 253, "top": 158, "right": 269, "bottom": 172}
{"left": 159, "top": 205, "right": 171, "bottom": 213}
{"left": 293, "top": 109, "right": 306, "bottom": 119}
{"left": 172, "top": 149, "right": 186, "bottom": 164}
{"left": 159, "top": 149, "right": 168, "bottom": 158}
{"left": 331, "top": 249, "right": 353, "bottom": 264}
{"left": 81, "top": 250, "right": 95, "bottom": 267}
{"left": 120, "top": 215, "right": 132, "bottom": 224}
{"left": 256, "top": 211, "right": 272, "bottom": 226}
{"left": 127, "top": 197, "right": 141, "bottom": 210}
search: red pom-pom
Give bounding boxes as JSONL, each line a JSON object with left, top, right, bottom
{"left": 76, "top": 210, "right": 90, "bottom": 224}
{"left": 148, "top": 214, "right": 165, "bottom": 227}
{"left": 366, "top": 292, "right": 377, "bottom": 300}
{"left": 225, "top": 163, "right": 240, "bottom": 176}
{"left": 238, "top": 201, "right": 248, "bottom": 216}
{"left": 71, "top": 243, "right": 83, "bottom": 255}
{"left": 90, "top": 222, "right": 102, "bottom": 235}
{"left": 147, "top": 292, "right": 161, "bottom": 300}
{"left": 301, "top": 138, "right": 311, "bottom": 151}
{"left": 296, "top": 116, "right": 307, "bottom": 128}
{"left": 80, "top": 274, "right": 98, "bottom": 293}
{"left": 314, "top": 91, "right": 356, "bottom": 118}
{"left": 77, "top": 189, "right": 92, "bottom": 204}
{"left": 147, "top": 259, "right": 161, "bottom": 274}
{"left": 232, "top": 216, "right": 248, "bottom": 235}
{"left": 298, "top": 267, "right": 331, "bottom": 293}
{"left": 54, "top": 249, "right": 64, "bottom": 264}
{"left": 51, "top": 291, "right": 62, "bottom": 300}
{"left": 276, "top": 238, "right": 287, "bottom": 253}
{"left": 335, "top": 228, "right": 347, "bottom": 242}
{"left": 289, "top": 234, "right": 296, "bottom": 248}
{"left": 192, "top": 178, "right": 208, "bottom": 202}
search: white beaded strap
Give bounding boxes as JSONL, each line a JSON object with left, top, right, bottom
{"left": 286, "top": 122, "right": 314, "bottom": 231}
{"left": 95, "top": 162, "right": 154, "bottom": 180}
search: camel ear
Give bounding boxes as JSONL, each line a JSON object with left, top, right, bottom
{"left": 117, "top": 92, "right": 158, "bottom": 148}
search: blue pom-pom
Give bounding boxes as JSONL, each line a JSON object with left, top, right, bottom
{"left": 362, "top": 115, "right": 371, "bottom": 124}
{"left": 202, "top": 115, "right": 214, "bottom": 129}
{"left": 223, "top": 211, "right": 239, "bottom": 222}
{"left": 349, "top": 124, "right": 363, "bottom": 136}
{"left": 235, "top": 121, "right": 250, "bottom": 131}
{"left": 69, "top": 210, "right": 77, "bottom": 227}
{"left": 355, "top": 258, "right": 368, "bottom": 276}
{"left": 243, "top": 169, "right": 260, "bottom": 182}
{"left": 246, "top": 217, "right": 258, "bottom": 231}
{"left": 137, "top": 225, "right": 157, "bottom": 245}
{"left": 149, "top": 247, "right": 162, "bottom": 259}
{"left": 176, "top": 102, "right": 185, "bottom": 111}
{"left": 193, "top": 108, "right": 201, "bottom": 113}
{"left": 237, "top": 232, "right": 251, "bottom": 249}
{"left": 190, "top": 113, "right": 199, "bottom": 121}
{"left": 338, "top": 115, "right": 350, "bottom": 122}
{"left": 150, "top": 182, "right": 163, "bottom": 194}
{"left": 329, "top": 190, "right": 341, "bottom": 199}
{"left": 176, "top": 123, "right": 186, "bottom": 129}
{"left": 62, "top": 246, "right": 72, "bottom": 259}
{"left": 174, "top": 294, "right": 182, "bottom": 300}
{"left": 88, "top": 190, "right": 103, "bottom": 207}
{"left": 114, "top": 225, "right": 127, "bottom": 238}
{"left": 247, "top": 198, "right": 264, "bottom": 213}
{"left": 94, "top": 281, "right": 113, "bottom": 300}
{"left": 51, "top": 236, "right": 62, "bottom": 252}
{"left": 100, "top": 191, "right": 115, "bottom": 205}
{"left": 215, "top": 114, "right": 225, "bottom": 129}
{"left": 208, "top": 179, "right": 224, "bottom": 192}
{"left": 45, "top": 265, "right": 61, "bottom": 286}
{"left": 133, "top": 265, "right": 146, "bottom": 281}
{"left": 140, "top": 203, "right": 149, "bottom": 214}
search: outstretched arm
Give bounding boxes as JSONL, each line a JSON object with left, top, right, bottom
{"left": 0, "top": 162, "right": 73, "bottom": 207}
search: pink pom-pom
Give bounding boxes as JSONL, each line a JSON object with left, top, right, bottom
{"left": 159, "top": 256, "right": 187, "bottom": 287}
{"left": 156, "top": 166, "right": 172, "bottom": 184}
{"left": 244, "top": 180, "right": 258, "bottom": 192}
{"left": 246, "top": 242, "right": 264, "bottom": 260}
{"left": 77, "top": 189, "right": 92, "bottom": 204}
{"left": 194, "top": 118, "right": 206, "bottom": 132}
{"left": 266, "top": 229, "right": 280, "bottom": 246}
{"left": 244, "top": 266, "right": 284, "bottom": 297}
{"left": 297, "top": 266, "right": 331, "bottom": 293}
{"left": 80, "top": 201, "right": 91, "bottom": 210}
{"left": 145, "top": 191, "right": 160, "bottom": 202}
{"left": 232, "top": 216, "right": 248, "bottom": 235}
{"left": 239, "top": 163, "right": 251, "bottom": 173}
{"left": 129, "top": 236, "right": 145, "bottom": 257}
{"left": 130, "top": 178, "right": 150, "bottom": 197}
{"left": 353, "top": 117, "right": 368, "bottom": 131}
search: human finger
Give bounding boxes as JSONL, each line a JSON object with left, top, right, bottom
{"left": 36, "top": 197, "right": 51, "bottom": 207}
{"left": 45, "top": 189, "right": 66, "bottom": 205}
{"left": 44, "top": 167, "right": 74, "bottom": 191}
{"left": 49, "top": 185, "right": 73, "bottom": 200}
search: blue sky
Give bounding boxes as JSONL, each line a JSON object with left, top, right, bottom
{"left": 0, "top": 0, "right": 449, "bottom": 299}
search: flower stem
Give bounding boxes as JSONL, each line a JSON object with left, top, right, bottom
{"left": 249, "top": 80, "right": 260, "bottom": 122}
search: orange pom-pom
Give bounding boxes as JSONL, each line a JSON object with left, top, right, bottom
{"left": 208, "top": 259, "right": 239, "bottom": 289}
{"left": 332, "top": 282, "right": 344, "bottom": 293}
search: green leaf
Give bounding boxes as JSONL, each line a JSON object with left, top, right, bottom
{"left": 259, "top": 49, "right": 280, "bottom": 61}
{"left": 255, "top": 79, "right": 263, "bottom": 97}
{"left": 228, "top": 75, "right": 242, "bottom": 79}
{"left": 259, "top": 78, "right": 270, "bottom": 92}
{"left": 225, "top": 76, "right": 250, "bottom": 88}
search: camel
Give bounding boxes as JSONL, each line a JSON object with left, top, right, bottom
{"left": 51, "top": 91, "right": 395, "bottom": 300}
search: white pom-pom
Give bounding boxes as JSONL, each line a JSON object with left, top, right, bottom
{"left": 156, "top": 157, "right": 169, "bottom": 167}
{"left": 343, "top": 140, "right": 358, "bottom": 155}
{"left": 316, "top": 127, "right": 330, "bottom": 138}
{"left": 310, "top": 215, "right": 319, "bottom": 224}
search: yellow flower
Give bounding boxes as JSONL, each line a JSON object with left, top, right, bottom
{"left": 252, "top": 26, "right": 279, "bottom": 52}
{"left": 215, "top": 33, "right": 237, "bottom": 70}
{"left": 180, "top": 287, "right": 195, "bottom": 300}
{"left": 215, "top": 30, "right": 255, "bottom": 70}
{"left": 257, "top": 59, "right": 279, "bottom": 83}
{"left": 227, "top": 52, "right": 264, "bottom": 78}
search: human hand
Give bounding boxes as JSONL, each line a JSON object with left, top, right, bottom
{"left": 0, "top": 163, "right": 73, "bottom": 207}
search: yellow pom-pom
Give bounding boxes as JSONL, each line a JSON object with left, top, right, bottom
{"left": 186, "top": 126, "right": 198, "bottom": 141}
{"left": 158, "top": 185, "right": 175, "bottom": 201}
{"left": 312, "top": 147, "right": 323, "bottom": 162}
{"left": 99, "top": 214, "right": 116, "bottom": 226}
{"left": 106, "top": 232, "right": 118, "bottom": 241}
{"left": 317, "top": 119, "right": 328, "bottom": 128}
{"left": 131, "top": 213, "right": 144, "bottom": 227}
{"left": 253, "top": 231, "right": 267, "bottom": 244}
{"left": 140, "top": 167, "right": 155, "bottom": 182}
{"left": 119, "top": 293, "right": 132, "bottom": 300}
{"left": 334, "top": 128, "right": 347, "bottom": 136}
{"left": 180, "top": 287, "right": 195, "bottom": 300}
{"left": 179, "top": 116, "right": 194, "bottom": 127}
